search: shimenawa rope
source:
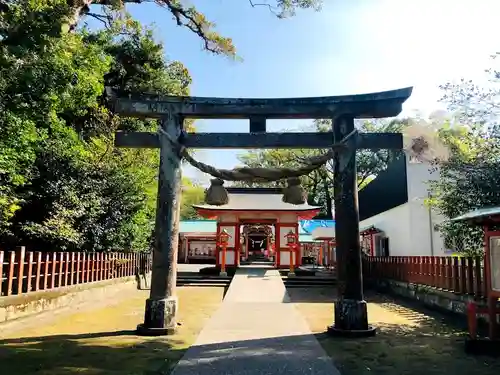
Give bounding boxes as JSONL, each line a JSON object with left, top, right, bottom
{"left": 158, "top": 127, "right": 357, "bottom": 182}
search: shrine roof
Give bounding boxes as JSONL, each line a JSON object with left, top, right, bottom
{"left": 360, "top": 225, "right": 382, "bottom": 234}
{"left": 193, "top": 188, "right": 321, "bottom": 212}
{"left": 311, "top": 227, "right": 335, "bottom": 240}
{"left": 299, "top": 234, "right": 322, "bottom": 243}
{"left": 451, "top": 206, "right": 500, "bottom": 225}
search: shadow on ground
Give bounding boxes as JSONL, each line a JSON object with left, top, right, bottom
{"left": 287, "top": 286, "right": 500, "bottom": 375}
{"left": 0, "top": 287, "right": 225, "bottom": 375}
{"left": 3, "top": 324, "right": 499, "bottom": 375}
{"left": 0, "top": 330, "right": 338, "bottom": 375}
{"left": 0, "top": 330, "right": 187, "bottom": 375}
{"left": 2, "top": 284, "right": 499, "bottom": 375}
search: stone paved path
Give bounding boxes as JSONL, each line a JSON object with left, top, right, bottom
{"left": 171, "top": 265, "right": 341, "bottom": 375}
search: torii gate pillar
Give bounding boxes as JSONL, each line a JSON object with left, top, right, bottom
{"left": 328, "top": 115, "right": 375, "bottom": 336}
{"left": 137, "top": 114, "right": 183, "bottom": 336}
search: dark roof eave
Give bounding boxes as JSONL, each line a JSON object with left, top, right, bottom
{"left": 360, "top": 225, "right": 382, "bottom": 234}
{"left": 451, "top": 206, "right": 500, "bottom": 225}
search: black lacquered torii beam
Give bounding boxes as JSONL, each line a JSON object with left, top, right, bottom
{"left": 115, "top": 131, "right": 404, "bottom": 150}
{"left": 106, "top": 86, "right": 413, "bottom": 337}
{"left": 109, "top": 86, "right": 412, "bottom": 148}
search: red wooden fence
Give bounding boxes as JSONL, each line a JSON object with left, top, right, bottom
{"left": 364, "top": 255, "right": 487, "bottom": 299}
{"left": 0, "top": 247, "right": 152, "bottom": 297}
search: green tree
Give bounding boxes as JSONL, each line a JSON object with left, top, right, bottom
{"left": 426, "top": 67, "right": 500, "bottom": 255}
{"left": 0, "top": 1, "right": 191, "bottom": 251}
{"left": 180, "top": 177, "right": 205, "bottom": 220}
{"left": 0, "top": 0, "right": 325, "bottom": 251}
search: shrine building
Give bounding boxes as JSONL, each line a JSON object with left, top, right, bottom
{"left": 178, "top": 187, "right": 336, "bottom": 268}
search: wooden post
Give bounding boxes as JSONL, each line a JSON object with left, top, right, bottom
{"left": 99, "top": 253, "right": 104, "bottom": 281}
{"left": 76, "top": 252, "right": 81, "bottom": 284}
{"left": 82, "top": 253, "right": 87, "bottom": 283}
{"left": 34, "top": 252, "right": 41, "bottom": 291}
{"left": 90, "top": 253, "right": 95, "bottom": 282}
{"left": 43, "top": 253, "right": 49, "bottom": 290}
{"left": 16, "top": 246, "right": 26, "bottom": 294}
{"left": 318, "top": 243, "right": 323, "bottom": 266}
{"left": 50, "top": 252, "right": 57, "bottom": 289}
{"left": 467, "top": 257, "right": 474, "bottom": 295}
{"left": 58, "top": 252, "right": 63, "bottom": 287}
{"left": 6, "top": 251, "right": 15, "bottom": 296}
{"left": 87, "top": 253, "right": 92, "bottom": 281}
{"left": 0, "top": 251, "right": 3, "bottom": 295}
{"left": 220, "top": 243, "right": 227, "bottom": 276}
{"left": 70, "top": 252, "right": 75, "bottom": 285}
{"left": 26, "top": 251, "right": 34, "bottom": 293}
{"left": 64, "top": 252, "right": 70, "bottom": 286}
{"left": 137, "top": 115, "right": 182, "bottom": 336}
{"left": 329, "top": 115, "right": 375, "bottom": 337}
{"left": 289, "top": 245, "right": 295, "bottom": 275}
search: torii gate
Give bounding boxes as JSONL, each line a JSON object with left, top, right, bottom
{"left": 107, "top": 87, "right": 413, "bottom": 337}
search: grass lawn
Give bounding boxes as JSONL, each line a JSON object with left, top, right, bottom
{"left": 0, "top": 287, "right": 224, "bottom": 375}
{"left": 288, "top": 287, "right": 500, "bottom": 375}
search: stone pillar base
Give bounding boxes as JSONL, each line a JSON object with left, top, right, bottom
{"left": 327, "top": 299, "right": 376, "bottom": 338}
{"left": 288, "top": 272, "right": 296, "bottom": 278}
{"left": 219, "top": 271, "right": 228, "bottom": 277}
{"left": 136, "top": 297, "right": 178, "bottom": 336}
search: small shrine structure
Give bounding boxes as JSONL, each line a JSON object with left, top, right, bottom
{"left": 193, "top": 187, "right": 321, "bottom": 268}
{"left": 452, "top": 207, "right": 500, "bottom": 355}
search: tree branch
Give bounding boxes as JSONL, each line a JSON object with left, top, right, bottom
{"left": 86, "top": 12, "right": 113, "bottom": 28}
{"left": 248, "top": 0, "right": 280, "bottom": 17}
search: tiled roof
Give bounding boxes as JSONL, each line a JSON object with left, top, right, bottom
{"left": 299, "top": 234, "right": 321, "bottom": 243}
{"left": 193, "top": 193, "right": 321, "bottom": 211}
{"left": 452, "top": 206, "right": 500, "bottom": 224}
{"left": 311, "top": 227, "right": 335, "bottom": 240}
{"left": 360, "top": 225, "right": 381, "bottom": 234}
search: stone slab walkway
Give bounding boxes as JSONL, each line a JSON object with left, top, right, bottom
{"left": 171, "top": 266, "right": 341, "bottom": 375}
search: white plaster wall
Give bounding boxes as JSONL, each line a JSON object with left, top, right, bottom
{"left": 359, "top": 159, "right": 448, "bottom": 257}
{"left": 360, "top": 203, "right": 411, "bottom": 256}
{"left": 406, "top": 159, "right": 447, "bottom": 256}
{"left": 279, "top": 250, "right": 297, "bottom": 266}
{"left": 225, "top": 250, "right": 235, "bottom": 265}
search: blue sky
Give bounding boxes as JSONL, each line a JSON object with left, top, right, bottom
{"left": 119, "top": 0, "right": 500, "bottom": 184}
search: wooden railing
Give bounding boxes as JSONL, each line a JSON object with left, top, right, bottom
{"left": 0, "top": 247, "right": 152, "bottom": 297}
{"left": 364, "top": 256, "right": 487, "bottom": 299}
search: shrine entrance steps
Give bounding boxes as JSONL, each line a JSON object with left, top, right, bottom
{"left": 171, "top": 266, "right": 340, "bottom": 375}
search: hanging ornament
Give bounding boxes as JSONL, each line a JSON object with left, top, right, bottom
{"left": 204, "top": 178, "right": 229, "bottom": 206}
{"left": 282, "top": 177, "right": 307, "bottom": 205}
